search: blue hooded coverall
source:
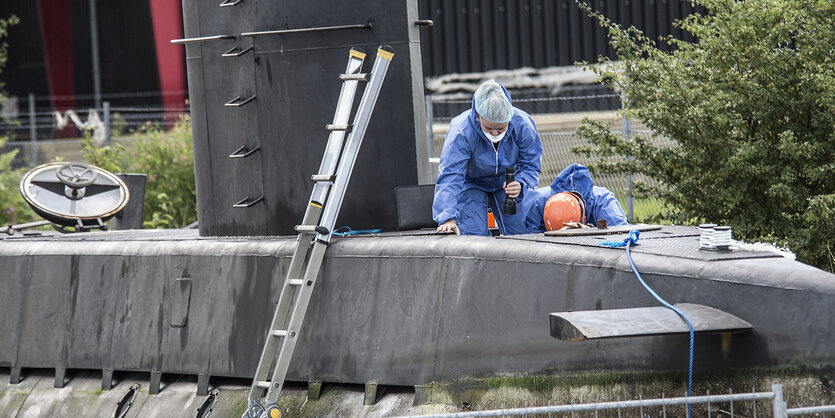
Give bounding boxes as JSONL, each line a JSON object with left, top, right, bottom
{"left": 433, "top": 85, "right": 543, "bottom": 236}
{"left": 523, "top": 163, "right": 628, "bottom": 232}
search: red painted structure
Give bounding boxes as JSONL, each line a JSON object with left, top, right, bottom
{"left": 148, "top": 0, "right": 186, "bottom": 122}
{"left": 36, "top": 0, "right": 75, "bottom": 136}
{"left": 30, "top": 0, "right": 185, "bottom": 128}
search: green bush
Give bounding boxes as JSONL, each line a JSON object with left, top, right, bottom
{"left": 574, "top": 0, "right": 835, "bottom": 271}
{"left": 0, "top": 140, "right": 37, "bottom": 226}
{"left": 85, "top": 117, "right": 197, "bottom": 228}
{"left": 0, "top": 15, "right": 32, "bottom": 226}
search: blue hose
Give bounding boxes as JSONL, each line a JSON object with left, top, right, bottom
{"left": 331, "top": 226, "right": 382, "bottom": 236}
{"left": 601, "top": 230, "right": 694, "bottom": 417}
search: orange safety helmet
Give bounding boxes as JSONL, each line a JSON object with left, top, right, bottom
{"left": 544, "top": 191, "right": 586, "bottom": 231}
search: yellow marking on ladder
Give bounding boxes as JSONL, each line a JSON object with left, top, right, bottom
{"left": 349, "top": 49, "right": 366, "bottom": 60}
{"left": 376, "top": 48, "right": 394, "bottom": 61}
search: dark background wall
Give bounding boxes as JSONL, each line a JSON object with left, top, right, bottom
{"left": 418, "top": 0, "right": 700, "bottom": 77}
{"left": 0, "top": 1, "right": 701, "bottom": 109}
{"left": 0, "top": 1, "right": 162, "bottom": 109}
{"left": 0, "top": 2, "right": 47, "bottom": 97}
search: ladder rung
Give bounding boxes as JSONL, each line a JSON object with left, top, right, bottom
{"left": 311, "top": 174, "right": 335, "bottom": 182}
{"left": 295, "top": 225, "right": 330, "bottom": 235}
{"left": 295, "top": 225, "right": 317, "bottom": 234}
{"left": 326, "top": 124, "right": 351, "bottom": 132}
{"left": 248, "top": 45, "right": 394, "bottom": 403}
{"left": 339, "top": 73, "right": 369, "bottom": 81}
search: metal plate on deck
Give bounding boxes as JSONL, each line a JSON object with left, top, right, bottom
{"left": 544, "top": 223, "right": 661, "bottom": 236}
{"left": 334, "top": 229, "right": 441, "bottom": 238}
{"left": 550, "top": 303, "right": 753, "bottom": 341}
{"left": 500, "top": 226, "right": 781, "bottom": 261}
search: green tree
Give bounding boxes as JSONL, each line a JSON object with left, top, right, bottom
{"left": 0, "top": 15, "right": 19, "bottom": 95}
{"left": 0, "top": 15, "right": 32, "bottom": 226}
{"left": 84, "top": 118, "right": 197, "bottom": 229}
{"left": 574, "top": 0, "right": 835, "bottom": 271}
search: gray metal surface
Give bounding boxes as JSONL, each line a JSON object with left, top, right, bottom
{"left": 110, "top": 173, "right": 146, "bottom": 230}
{"left": 0, "top": 230, "right": 832, "bottom": 388}
{"left": 188, "top": 0, "right": 266, "bottom": 236}
{"left": 550, "top": 303, "right": 753, "bottom": 341}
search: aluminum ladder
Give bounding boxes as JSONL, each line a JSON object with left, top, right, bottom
{"left": 242, "top": 45, "right": 394, "bottom": 418}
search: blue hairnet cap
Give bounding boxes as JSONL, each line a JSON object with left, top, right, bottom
{"left": 474, "top": 80, "right": 512, "bottom": 123}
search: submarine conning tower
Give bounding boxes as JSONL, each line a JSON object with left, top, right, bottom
{"left": 179, "top": 0, "right": 429, "bottom": 236}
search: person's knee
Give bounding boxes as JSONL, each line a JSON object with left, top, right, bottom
{"left": 456, "top": 189, "right": 489, "bottom": 236}
{"left": 458, "top": 211, "right": 489, "bottom": 236}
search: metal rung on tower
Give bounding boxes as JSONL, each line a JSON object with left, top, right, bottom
{"left": 326, "top": 123, "right": 352, "bottom": 131}
{"left": 339, "top": 73, "right": 369, "bottom": 81}
{"left": 242, "top": 46, "right": 395, "bottom": 418}
{"left": 310, "top": 174, "right": 335, "bottom": 182}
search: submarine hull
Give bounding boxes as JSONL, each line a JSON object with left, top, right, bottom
{"left": 0, "top": 227, "right": 833, "bottom": 388}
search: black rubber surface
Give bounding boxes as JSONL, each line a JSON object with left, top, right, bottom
{"left": 0, "top": 228, "right": 443, "bottom": 242}
{"left": 0, "top": 225, "right": 779, "bottom": 261}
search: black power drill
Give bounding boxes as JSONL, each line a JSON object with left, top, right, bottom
{"left": 503, "top": 167, "right": 517, "bottom": 215}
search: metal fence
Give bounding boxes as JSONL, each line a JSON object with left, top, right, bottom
{"left": 0, "top": 137, "right": 139, "bottom": 171}
{"left": 0, "top": 92, "right": 188, "bottom": 176}
{"left": 429, "top": 85, "right": 622, "bottom": 121}
{"left": 0, "top": 92, "right": 188, "bottom": 143}
{"left": 1, "top": 139, "right": 91, "bottom": 170}
{"left": 399, "top": 384, "right": 835, "bottom": 418}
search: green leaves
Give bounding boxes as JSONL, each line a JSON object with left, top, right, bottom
{"left": 0, "top": 138, "right": 36, "bottom": 226}
{"left": 84, "top": 118, "right": 197, "bottom": 229}
{"left": 576, "top": 0, "right": 835, "bottom": 271}
{"left": 0, "top": 15, "right": 35, "bottom": 226}
{"left": 0, "top": 15, "right": 19, "bottom": 94}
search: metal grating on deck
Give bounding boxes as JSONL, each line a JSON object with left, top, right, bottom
{"left": 499, "top": 226, "right": 782, "bottom": 261}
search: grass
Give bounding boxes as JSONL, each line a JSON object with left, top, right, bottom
{"left": 611, "top": 191, "right": 671, "bottom": 224}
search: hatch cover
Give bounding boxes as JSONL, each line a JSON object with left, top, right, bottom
{"left": 20, "top": 162, "right": 129, "bottom": 231}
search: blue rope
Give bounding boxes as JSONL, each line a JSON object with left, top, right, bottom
{"left": 600, "top": 230, "right": 694, "bottom": 417}
{"left": 331, "top": 226, "right": 382, "bottom": 236}
{"left": 598, "top": 230, "right": 640, "bottom": 247}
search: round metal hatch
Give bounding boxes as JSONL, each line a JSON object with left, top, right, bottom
{"left": 19, "top": 162, "right": 129, "bottom": 229}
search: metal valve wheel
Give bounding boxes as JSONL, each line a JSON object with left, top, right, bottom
{"left": 56, "top": 162, "right": 98, "bottom": 188}
{"left": 20, "top": 162, "right": 129, "bottom": 232}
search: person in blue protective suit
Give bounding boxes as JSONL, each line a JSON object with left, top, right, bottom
{"left": 523, "top": 163, "right": 628, "bottom": 231}
{"left": 433, "top": 80, "right": 543, "bottom": 236}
